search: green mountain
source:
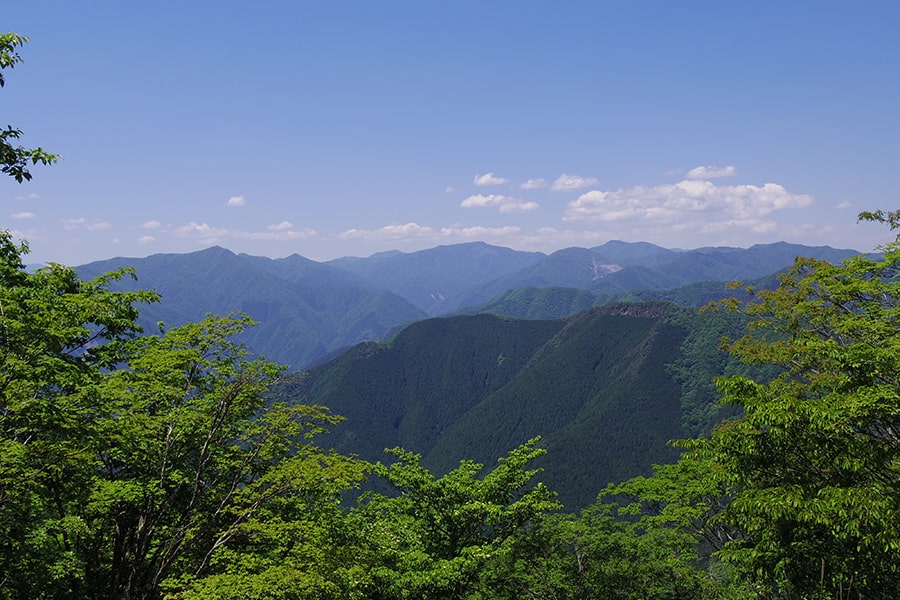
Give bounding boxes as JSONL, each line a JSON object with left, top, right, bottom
{"left": 75, "top": 240, "right": 859, "bottom": 369}
{"left": 77, "top": 246, "right": 428, "bottom": 368}
{"left": 455, "top": 286, "right": 599, "bottom": 319}
{"left": 459, "top": 272, "right": 782, "bottom": 319}
{"left": 278, "top": 303, "right": 750, "bottom": 510}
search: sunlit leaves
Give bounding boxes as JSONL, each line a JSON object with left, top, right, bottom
{"left": 355, "top": 438, "right": 560, "bottom": 599}
{"left": 694, "top": 226, "right": 900, "bottom": 596}
{"left": 0, "top": 233, "right": 369, "bottom": 598}
{"left": 0, "top": 33, "right": 59, "bottom": 182}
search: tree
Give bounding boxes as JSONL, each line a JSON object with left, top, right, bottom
{"left": 1, "top": 32, "right": 58, "bottom": 182}
{"left": 858, "top": 209, "right": 900, "bottom": 239}
{"left": 0, "top": 231, "right": 158, "bottom": 596}
{"left": 488, "top": 457, "right": 751, "bottom": 600}
{"left": 354, "top": 438, "right": 560, "bottom": 600}
{"left": 0, "top": 233, "right": 365, "bottom": 599}
{"left": 682, "top": 220, "right": 900, "bottom": 597}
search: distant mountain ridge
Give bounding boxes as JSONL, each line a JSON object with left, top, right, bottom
{"left": 77, "top": 246, "right": 428, "bottom": 368}
{"left": 76, "top": 240, "right": 860, "bottom": 368}
{"left": 453, "top": 241, "right": 857, "bottom": 309}
{"left": 326, "top": 241, "right": 546, "bottom": 314}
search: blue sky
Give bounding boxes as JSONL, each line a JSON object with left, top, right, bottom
{"left": 4, "top": 1, "right": 899, "bottom": 264}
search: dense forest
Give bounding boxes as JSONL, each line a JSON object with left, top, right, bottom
{"left": 276, "top": 303, "right": 753, "bottom": 511}
{"left": 4, "top": 32, "right": 900, "bottom": 599}
{"left": 6, "top": 216, "right": 900, "bottom": 599}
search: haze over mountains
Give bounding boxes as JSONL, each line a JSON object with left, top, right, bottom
{"left": 77, "top": 240, "right": 857, "bottom": 369}
{"left": 75, "top": 239, "right": 859, "bottom": 508}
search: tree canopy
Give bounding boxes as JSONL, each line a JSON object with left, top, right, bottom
{"left": 710, "top": 244, "right": 900, "bottom": 596}
{"left": 1, "top": 33, "right": 57, "bottom": 182}
{"left": 0, "top": 231, "right": 367, "bottom": 598}
{"left": 619, "top": 219, "right": 900, "bottom": 598}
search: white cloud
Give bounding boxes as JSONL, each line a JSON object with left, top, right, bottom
{"left": 461, "top": 194, "right": 502, "bottom": 208}
{"left": 440, "top": 225, "right": 521, "bottom": 239}
{"left": 474, "top": 172, "right": 509, "bottom": 186}
{"left": 836, "top": 201, "right": 853, "bottom": 209}
{"left": 175, "top": 222, "right": 229, "bottom": 244}
{"left": 60, "top": 217, "right": 112, "bottom": 232}
{"left": 521, "top": 178, "right": 548, "bottom": 189}
{"left": 62, "top": 217, "right": 87, "bottom": 230}
{"left": 685, "top": 165, "right": 737, "bottom": 180}
{"left": 141, "top": 220, "right": 161, "bottom": 229}
{"left": 500, "top": 201, "right": 539, "bottom": 213}
{"left": 564, "top": 177, "right": 814, "bottom": 239}
{"left": 336, "top": 223, "right": 541, "bottom": 253}
{"left": 268, "top": 221, "right": 295, "bottom": 231}
{"left": 137, "top": 235, "right": 155, "bottom": 245}
{"left": 226, "top": 195, "right": 246, "bottom": 207}
{"left": 234, "top": 222, "right": 316, "bottom": 241}
{"left": 518, "top": 226, "right": 610, "bottom": 249}
{"left": 460, "top": 194, "right": 538, "bottom": 213}
{"left": 154, "top": 220, "right": 316, "bottom": 245}
{"left": 551, "top": 173, "right": 599, "bottom": 191}
{"left": 328, "top": 223, "right": 638, "bottom": 257}
{"left": 700, "top": 218, "right": 778, "bottom": 234}
{"left": 11, "top": 211, "right": 35, "bottom": 219}
{"left": 176, "top": 222, "right": 224, "bottom": 235}
{"left": 340, "top": 222, "right": 435, "bottom": 241}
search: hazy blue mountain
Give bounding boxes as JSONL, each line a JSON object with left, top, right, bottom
{"left": 327, "top": 241, "right": 546, "bottom": 314}
{"left": 591, "top": 242, "right": 856, "bottom": 289}
{"left": 452, "top": 247, "right": 618, "bottom": 309}
{"left": 447, "top": 241, "right": 859, "bottom": 309}
{"left": 75, "top": 240, "right": 861, "bottom": 369}
{"left": 77, "top": 247, "right": 427, "bottom": 368}
{"left": 590, "top": 239, "right": 678, "bottom": 267}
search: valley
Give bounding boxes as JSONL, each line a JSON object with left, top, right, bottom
{"left": 76, "top": 239, "right": 854, "bottom": 508}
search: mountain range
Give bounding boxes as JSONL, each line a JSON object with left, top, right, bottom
{"left": 77, "top": 240, "right": 858, "bottom": 369}
{"left": 73, "top": 239, "right": 859, "bottom": 508}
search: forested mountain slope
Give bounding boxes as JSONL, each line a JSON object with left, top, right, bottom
{"left": 77, "top": 246, "right": 427, "bottom": 368}
{"left": 278, "top": 303, "right": 749, "bottom": 509}
{"left": 76, "top": 241, "right": 857, "bottom": 369}
{"left": 457, "top": 272, "right": 782, "bottom": 319}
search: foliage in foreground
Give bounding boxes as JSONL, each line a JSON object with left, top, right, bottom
{"left": 0, "top": 232, "right": 366, "bottom": 598}
{"left": 627, "top": 216, "right": 900, "bottom": 599}
{"left": 1, "top": 33, "right": 58, "bottom": 182}
{"left": 0, "top": 229, "right": 735, "bottom": 599}
{"left": 703, "top": 236, "right": 900, "bottom": 597}
{"left": 11, "top": 213, "right": 900, "bottom": 598}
